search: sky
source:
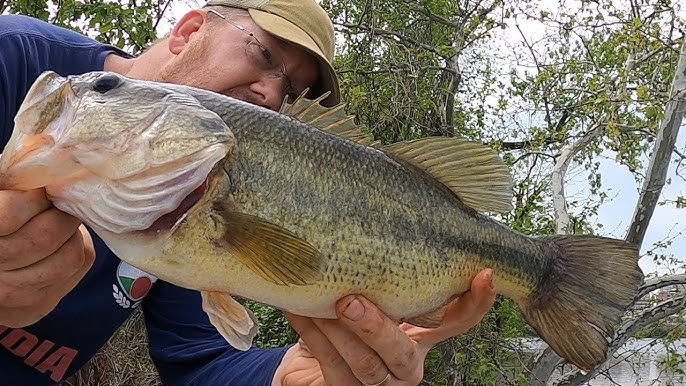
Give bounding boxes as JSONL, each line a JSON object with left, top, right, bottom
{"left": 496, "top": 2, "right": 686, "bottom": 276}
{"left": 160, "top": 1, "right": 685, "bottom": 276}
{"left": 575, "top": 131, "right": 686, "bottom": 275}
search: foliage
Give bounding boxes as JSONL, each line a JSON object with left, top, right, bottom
{"left": 1, "top": 0, "right": 167, "bottom": 53}
{"left": 239, "top": 300, "right": 299, "bottom": 349}
{"left": 5, "top": 0, "right": 686, "bottom": 385}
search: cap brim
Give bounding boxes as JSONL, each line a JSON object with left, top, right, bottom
{"left": 249, "top": 9, "right": 340, "bottom": 107}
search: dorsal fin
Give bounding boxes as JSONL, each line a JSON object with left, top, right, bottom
{"left": 280, "top": 92, "right": 513, "bottom": 213}
{"left": 382, "top": 138, "right": 514, "bottom": 214}
{"left": 279, "top": 90, "right": 379, "bottom": 147}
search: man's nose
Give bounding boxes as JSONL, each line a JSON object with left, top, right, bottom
{"left": 250, "top": 76, "right": 289, "bottom": 111}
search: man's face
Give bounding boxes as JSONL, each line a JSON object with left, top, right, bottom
{"left": 156, "top": 10, "right": 320, "bottom": 111}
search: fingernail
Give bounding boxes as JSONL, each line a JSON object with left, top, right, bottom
{"left": 342, "top": 297, "right": 365, "bottom": 321}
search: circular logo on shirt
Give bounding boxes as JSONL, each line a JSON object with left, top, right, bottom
{"left": 116, "top": 262, "right": 157, "bottom": 301}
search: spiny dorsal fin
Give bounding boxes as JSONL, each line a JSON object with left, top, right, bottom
{"left": 382, "top": 137, "right": 514, "bottom": 214}
{"left": 218, "top": 211, "right": 323, "bottom": 286}
{"left": 280, "top": 90, "right": 379, "bottom": 147}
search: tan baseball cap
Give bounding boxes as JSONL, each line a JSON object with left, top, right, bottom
{"left": 204, "top": 0, "right": 340, "bottom": 106}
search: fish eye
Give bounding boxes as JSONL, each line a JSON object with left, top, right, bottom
{"left": 93, "top": 73, "right": 121, "bottom": 93}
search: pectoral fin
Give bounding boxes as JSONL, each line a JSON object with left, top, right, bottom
{"left": 217, "top": 210, "right": 323, "bottom": 286}
{"left": 201, "top": 291, "right": 258, "bottom": 351}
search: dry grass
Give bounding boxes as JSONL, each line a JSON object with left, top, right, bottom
{"left": 62, "top": 308, "right": 161, "bottom": 386}
{"left": 60, "top": 301, "right": 295, "bottom": 386}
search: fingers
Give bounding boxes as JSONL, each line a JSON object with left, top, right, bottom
{"left": 282, "top": 270, "right": 497, "bottom": 386}
{"left": 44, "top": 239, "right": 94, "bottom": 304}
{"left": 412, "top": 269, "right": 496, "bottom": 348}
{"left": 0, "top": 189, "right": 52, "bottom": 236}
{"left": 312, "top": 317, "right": 389, "bottom": 384}
{"left": 0, "top": 189, "right": 95, "bottom": 327}
{"left": 445, "top": 268, "right": 497, "bottom": 323}
{"left": 0, "top": 229, "right": 91, "bottom": 305}
{"left": 285, "top": 313, "right": 359, "bottom": 385}
{"left": 0, "top": 207, "right": 82, "bottom": 270}
{"left": 274, "top": 342, "right": 326, "bottom": 386}
{"left": 333, "top": 296, "right": 422, "bottom": 383}
{"left": 0, "top": 245, "right": 92, "bottom": 328}
{"left": 0, "top": 262, "right": 91, "bottom": 328}
{"left": 291, "top": 296, "right": 425, "bottom": 385}
{"left": 79, "top": 224, "right": 96, "bottom": 264}
{"left": 11, "top": 230, "right": 89, "bottom": 291}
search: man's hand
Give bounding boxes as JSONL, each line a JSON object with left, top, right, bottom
{"left": 273, "top": 268, "right": 496, "bottom": 386}
{"left": 0, "top": 189, "right": 95, "bottom": 327}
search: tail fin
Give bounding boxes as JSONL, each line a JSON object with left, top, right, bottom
{"left": 521, "top": 235, "right": 643, "bottom": 371}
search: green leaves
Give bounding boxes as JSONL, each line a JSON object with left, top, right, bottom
{"left": 325, "top": 0, "right": 505, "bottom": 143}
{"left": 5, "top": 0, "right": 164, "bottom": 54}
{"left": 6, "top": 1, "right": 684, "bottom": 384}
{"left": 327, "top": 0, "right": 684, "bottom": 383}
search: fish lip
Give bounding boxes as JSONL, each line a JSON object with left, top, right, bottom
{"left": 15, "top": 72, "right": 76, "bottom": 121}
{"left": 0, "top": 72, "right": 76, "bottom": 181}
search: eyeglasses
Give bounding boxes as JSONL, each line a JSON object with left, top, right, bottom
{"left": 207, "top": 9, "right": 296, "bottom": 100}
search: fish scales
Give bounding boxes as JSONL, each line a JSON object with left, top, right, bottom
{"left": 0, "top": 71, "right": 644, "bottom": 371}
{"left": 198, "top": 87, "right": 551, "bottom": 307}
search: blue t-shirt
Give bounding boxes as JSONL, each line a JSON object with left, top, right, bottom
{"left": 0, "top": 14, "right": 288, "bottom": 386}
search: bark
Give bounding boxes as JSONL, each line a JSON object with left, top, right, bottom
{"left": 626, "top": 39, "right": 686, "bottom": 247}
{"left": 440, "top": 340, "right": 466, "bottom": 386}
{"left": 529, "top": 347, "right": 564, "bottom": 386}
{"left": 638, "top": 274, "right": 686, "bottom": 299}
{"left": 550, "top": 123, "right": 604, "bottom": 234}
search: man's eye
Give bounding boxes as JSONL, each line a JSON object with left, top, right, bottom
{"left": 259, "top": 46, "right": 273, "bottom": 62}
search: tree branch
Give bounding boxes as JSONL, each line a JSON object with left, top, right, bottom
{"left": 529, "top": 273, "right": 686, "bottom": 385}
{"left": 515, "top": 21, "right": 554, "bottom": 129}
{"left": 551, "top": 124, "right": 604, "bottom": 234}
{"left": 626, "top": 39, "right": 686, "bottom": 248}
{"left": 638, "top": 273, "right": 686, "bottom": 299}
{"left": 554, "top": 293, "right": 686, "bottom": 386}
{"left": 152, "top": 0, "right": 173, "bottom": 32}
{"left": 334, "top": 22, "right": 452, "bottom": 60}
{"left": 404, "top": 1, "right": 464, "bottom": 28}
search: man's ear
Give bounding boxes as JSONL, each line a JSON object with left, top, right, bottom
{"left": 168, "top": 10, "right": 206, "bottom": 55}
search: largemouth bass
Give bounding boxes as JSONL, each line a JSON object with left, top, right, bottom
{"left": 0, "top": 71, "right": 643, "bottom": 371}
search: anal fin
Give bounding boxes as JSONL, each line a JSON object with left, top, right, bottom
{"left": 201, "top": 291, "right": 259, "bottom": 351}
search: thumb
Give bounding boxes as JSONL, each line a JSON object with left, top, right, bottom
{"left": 415, "top": 268, "right": 496, "bottom": 348}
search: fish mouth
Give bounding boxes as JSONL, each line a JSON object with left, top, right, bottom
{"left": 143, "top": 177, "right": 209, "bottom": 233}
{"left": 0, "top": 72, "right": 75, "bottom": 184}
{"left": 3, "top": 71, "right": 234, "bottom": 236}
{"left": 140, "top": 159, "right": 228, "bottom": 235}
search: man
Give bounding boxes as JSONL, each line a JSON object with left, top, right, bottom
{"left": 0, "top": 0, "right": 497, "bottom": 385}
